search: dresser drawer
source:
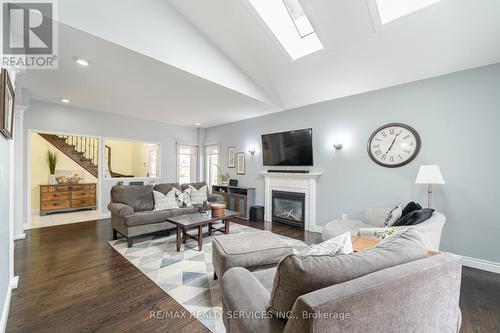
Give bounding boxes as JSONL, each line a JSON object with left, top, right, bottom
{"left": 41, "top": 200, "right": 70, "bottom": 211}
{"left": 41, "top": 186, "right": 56, "bottom": 193}
{"left": 56, "top": 185, "right": 83, "bottom": 192}
{"left": 71, "top": 199, "right": 96, "bottom": 208}
{"left": 72, "top": 191, "right": 96, "bottom": 200}
{"left": 42, "top": 192, "right": 70, "bottom": 202}
{"left": 82, "top": 184, "right": 96, "bottom": 191}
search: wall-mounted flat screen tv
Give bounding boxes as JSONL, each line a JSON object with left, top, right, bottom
{"left": 261, "top": 128, "right": 313, "bottom": 166}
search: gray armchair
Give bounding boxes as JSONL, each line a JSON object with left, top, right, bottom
{"left": 322, "top": 208, "right": 446, "bottom": 251}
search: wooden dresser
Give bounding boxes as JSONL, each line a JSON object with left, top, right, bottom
{"left": 40, "top": 183, "right": 97, "bottom": 215}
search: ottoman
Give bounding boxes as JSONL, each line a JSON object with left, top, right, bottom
{"left": 212, "top": 230, "right": 293, "bottom": 280}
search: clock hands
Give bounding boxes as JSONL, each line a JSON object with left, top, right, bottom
{"left": 385, "top": 132, "right": 401, "bottom": 154}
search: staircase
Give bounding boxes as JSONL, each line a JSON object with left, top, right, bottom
{"left": 39, "top": 134, "right": 99, "bottom": 178}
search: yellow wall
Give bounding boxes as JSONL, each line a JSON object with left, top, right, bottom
{"left": 105, "top": 139, "right": 153, "bottom": 178}
{"left": 31, "top": 133, "right": 98, "bottom": 212}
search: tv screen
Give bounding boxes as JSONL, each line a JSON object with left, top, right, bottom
{"left": 261, "top": 128, "right": 313, "bottom": 166}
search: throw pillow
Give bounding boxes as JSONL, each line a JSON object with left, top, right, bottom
{"left": 177, "top": 188, "right": 193, "bottom": 207}
{"left": 393, "top": 208, "right": 434, "bottom": 226}
{"left": 266, "top": 229, "right": 427, "bottom": 318}
{"left": 153, "top": 189, "right": 179, "bottom": 211}
{"left": 381, "top": 202, "right": 403, "bottom": 227}
{"left": 189, "top": 185, "right": 208, "bottom": 205}
{"left": 302, "top": 232, "right": 353, "bottom": 256}
{"left": 402, "top": 201, "right": 422, "bottom": 217}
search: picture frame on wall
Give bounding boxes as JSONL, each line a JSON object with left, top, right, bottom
{"left": 0, "top": 68, "right": 15, "bottom": 140}
{"left": 227, "top": 146, "right": 235, "bottom": 168}
{"left": 236, "top": 152, "right": 245, "bottom": 175}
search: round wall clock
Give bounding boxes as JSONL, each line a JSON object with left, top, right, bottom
{"left": 367, "top": 123, "right": 421, "bottom": 168}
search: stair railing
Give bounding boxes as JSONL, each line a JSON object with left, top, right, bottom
{"left": 60, "top": 135, "right": 99, "bottom": 166}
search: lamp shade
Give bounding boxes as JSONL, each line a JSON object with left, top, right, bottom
{"left": 415, "top": 165, "right": 445, "bottom": 184}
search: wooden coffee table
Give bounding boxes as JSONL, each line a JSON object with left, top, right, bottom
{"left": 167, "top": 210, "right": 239, "bottom": 252}
{"left": 351, "top": 235, "right": 380, "bottom": 252}
{"left": 351, "top": 235, "right": 439, "bottom": 256}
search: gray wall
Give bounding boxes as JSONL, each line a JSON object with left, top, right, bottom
{"left": 24, "top": 100, "right": 198, "bottom": 219}
{"left": 0, "top": 131, "right": 11, "bottom": 329}
{"left": 205, "top": 63, "right": 500, "bottom": 263}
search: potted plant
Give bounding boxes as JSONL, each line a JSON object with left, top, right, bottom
{"left": 215, "top": 164, "right": 230, "bottom": 186}
{"left": 47, "top": 149, "right": 58, "bottom": 184}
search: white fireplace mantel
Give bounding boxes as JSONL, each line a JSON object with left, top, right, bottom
{"left": 259, "top": 171, "right": 322, "bottom": 232}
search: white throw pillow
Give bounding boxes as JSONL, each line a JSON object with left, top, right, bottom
{"left": 383, "top": 202, "right": 403, "bottom": 227}
{"left": 302, "top": 232, "right": 353, "bottom": 256}
{"left": 153, "top": 189, "right": 179, "bottom": 211}
{"left": 189, "top": 185, "right": 208, "bottom": 205}
{"left": 177, "top": 188, "right": 193, "bottom": 207}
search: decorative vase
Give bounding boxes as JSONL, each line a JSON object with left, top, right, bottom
{"left": 48, "top": 174, "right": 56, "bottom": 185}
{"left": 211, "top": 203, "right": 226, "bottom": 218}
{"left": 221, "top": 180, "right": 229, "bottom": 186}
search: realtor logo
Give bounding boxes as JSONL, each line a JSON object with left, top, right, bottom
{"left": 1, "top": 0, "right": 58, "bottom": 69}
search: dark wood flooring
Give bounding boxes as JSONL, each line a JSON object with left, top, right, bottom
{"left": 6, "top": 219, "right": 499, "bottom": 332}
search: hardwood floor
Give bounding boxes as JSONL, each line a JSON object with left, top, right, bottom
{"left": 7, "top": 219, "right": 499, "bottom": 332}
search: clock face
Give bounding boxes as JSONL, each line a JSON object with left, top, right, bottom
{"left": 367, "top": 123, "right": 421, "bottom": 168}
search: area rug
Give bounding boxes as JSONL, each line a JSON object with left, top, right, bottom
{"left": 108, "top": 223, "right": 309, "bottom": 333}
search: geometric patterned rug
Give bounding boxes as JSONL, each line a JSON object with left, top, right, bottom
{"left": 108, "top": 222, "right": 309, "bottom": 333}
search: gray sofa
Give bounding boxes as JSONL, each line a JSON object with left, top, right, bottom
{"left": 108, "top": 182, "right": 223, "bottom": 247}
{"left": 322, "top": 208, "right": 446, "bottom": 251}
{"left": 221, "top": 230, "right": 462, "bottom": 333}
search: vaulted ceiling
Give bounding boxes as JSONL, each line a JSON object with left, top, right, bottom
{"left": 19, "top": 0, "right": 500, "bottom": 127}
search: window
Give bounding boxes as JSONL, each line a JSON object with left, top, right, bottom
{"left": 248, "top": 0, "right": 323, "bottom": 60}
{"left": 149, "top": 149, "right": 158, "bottom": 178}
{"left": 371, "top": 0, "right": 440, "bottom": 25}
{"left": 283, "top": 0, "right": 314, "bottom": 38}
{"left": 104, "top": 139, "right": 160, "bottom": 178}
{"left": 204, "top": 144, "right": 220, "bottom": 189}
{"left": 177, "top": 144, "right": 198, "bottom": 184}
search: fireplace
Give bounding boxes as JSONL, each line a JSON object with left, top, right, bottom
{"left": 272, "top": 190, "right": 305, "bottom": 228}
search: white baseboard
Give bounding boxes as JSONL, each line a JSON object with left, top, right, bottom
{"left": 309, "top": 225, "right": 323, "bottom": 234}
{"left": 10, "top": 277, "right": 19, "bottom": 290}
{"left": 100, "top": 212, "right": 111, "bottom": 219}
{"left": 0, "top": 288, "right": 12, "bottom": 333}
{"left": 14, "top": 233, "right": 25, "bottom": 240}
{"left": 462, "top": 256, "right": 500, "bottom": 274}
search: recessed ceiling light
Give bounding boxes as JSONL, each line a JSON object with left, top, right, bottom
{"left": 194, "top": 122, "right": 201, "bottom": 126}
{"left": 60, "top": 98, "right": 70, "bottom": 103}
{"left": 73, "top": 56, "right": 89, "bottom": 67}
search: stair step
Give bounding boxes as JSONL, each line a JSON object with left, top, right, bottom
{"left": 38, "top": 133, "right": 99, "bottom": 178}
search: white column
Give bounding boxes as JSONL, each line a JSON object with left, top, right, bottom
{"left": 13, "top": 106, "right": 26, "bottom": 239}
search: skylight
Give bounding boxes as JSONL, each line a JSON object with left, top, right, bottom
{"left": 248, "top": 0, "right": 324, "bottom": 60}
{"left": 374, "top": 0, "right": 440, "bottom": 25}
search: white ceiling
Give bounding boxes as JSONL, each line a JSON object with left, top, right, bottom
{"left": 18, "top": 24, "right": 280, "bottom": 128}
{"left": 19, "top": 0, "right": 500, "bottom": 127}
{"left": 170, "top": 0, "right": 500, "bottom": 109}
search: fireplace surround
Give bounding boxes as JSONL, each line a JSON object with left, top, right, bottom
{"left": 260, "top": 171, "right": 322, "bottom": 232}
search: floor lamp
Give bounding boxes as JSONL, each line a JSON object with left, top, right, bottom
{"left": 415, "top": 165, "right": 445, "bottom": 208}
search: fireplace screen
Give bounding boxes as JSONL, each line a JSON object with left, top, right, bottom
{"left": 272, "top": 190, "right": 305, "bottom": 228}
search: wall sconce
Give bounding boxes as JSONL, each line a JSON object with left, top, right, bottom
{"left": 248, "top": 147, "right": 256, "bottom": 155}
{"left": 333, "top": 142, "right": 343, "bottom": 150}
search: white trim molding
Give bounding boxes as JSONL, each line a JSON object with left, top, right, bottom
{"left": 462, "top": 256, "right": 500, "bottom": 274}
{"left": 10, "top": 277, "right": 19, "bottom": 290}
{"left": 260, "top": 171, "right": 322, "bottom": 232}
{"left": 0, "top": 288, "right": 12, "bottom": 333}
